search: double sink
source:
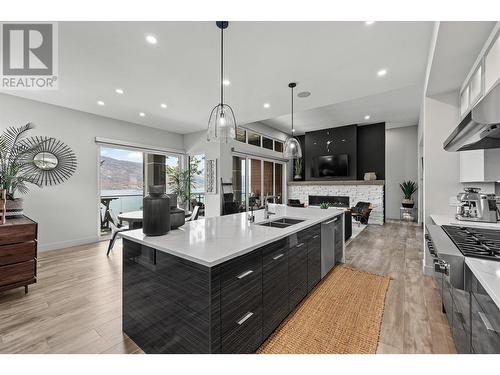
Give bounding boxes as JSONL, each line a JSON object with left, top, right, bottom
{"left": 257, "top": 217, "right": 305, "bottom": 229}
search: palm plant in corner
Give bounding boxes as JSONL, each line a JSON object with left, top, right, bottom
{"left": 0, "top": 123, "right": 44, "bottom": 218}
{"left": 400, "top": 180, "right": 417, "bottom": 208}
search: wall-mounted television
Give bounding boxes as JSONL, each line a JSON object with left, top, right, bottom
{"left": 312, "top": 154, "right": 349, "bottom": 177}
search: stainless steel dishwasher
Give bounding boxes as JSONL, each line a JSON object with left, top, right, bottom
{"left": 321, "top": 215, "right": 342, "bottom": 278}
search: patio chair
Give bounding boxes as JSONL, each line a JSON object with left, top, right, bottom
{"left": 106, "top": 209, "right": 130, "bottom": 256}
{"left": 186, "top": 205, "right": 200, "bottom": 221}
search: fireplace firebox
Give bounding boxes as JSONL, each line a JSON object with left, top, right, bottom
{"left": 308, "top": 195, "right": 350, "bottom": 208}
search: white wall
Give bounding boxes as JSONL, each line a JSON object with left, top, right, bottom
{"left": 385, "top": 125, "right": 418, "bottom": 219}
{"left": 0, "top": 94, "right": 184, "bottom": 251}
{"left": 422, "top": 91, "right": 495, "bottom": 225}
{"left": 423, "top": 91, "right": 462, "bottom": 224}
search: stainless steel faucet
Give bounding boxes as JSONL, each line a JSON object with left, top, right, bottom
{"left": 264, "top": 195, "right": 277, "bottom": 219}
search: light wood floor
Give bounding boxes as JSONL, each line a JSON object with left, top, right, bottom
{"left": 0, "top": 221, "right": 455, "bottom": 354}
{"left": 346, "top": 220, "right": 456, "bottom": 354}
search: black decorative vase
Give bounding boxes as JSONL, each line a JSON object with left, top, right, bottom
{"left": 167, "top": 194, "right": 185, "bottom": 229}
{"left": 143, "top": 185, "right": 170, "bottom": 236}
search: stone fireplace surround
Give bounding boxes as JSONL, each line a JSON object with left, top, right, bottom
{"left": 288, "top": 180, "right": 384, "bottom": 225}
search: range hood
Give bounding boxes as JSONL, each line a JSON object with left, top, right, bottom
{"left": 443, "top": 82, "right": 500, "bottom": 152}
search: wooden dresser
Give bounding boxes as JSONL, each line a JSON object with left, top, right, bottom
{"left": 0, "top": 216, "right": 38, "bottom": 294}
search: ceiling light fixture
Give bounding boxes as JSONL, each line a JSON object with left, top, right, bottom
{"left": 161, "top": 103, "right": 167, "bottom": 108}
{"left": 297, "top": 91, "right": 311, "bottom": 98}
{"left": 377, "top": 69, "right": 387, "bottom": 77}
{"left": 115, "top": 88, "right": 124, "bottom": 94}
{"left": 365, "top": 21, "right": 375, "bottom": 25}
{"left": 364, "top": 115, "right": 371, "bottom": 120}
{"left": 207, "top": 21, "right": 237, "bottom": 143}
{"left": 139, "top": 112, "right": 145, "bottom": 117}
{"left": 283, "top": 82, "right": 302, "bottom": 159}
{"left": 97, "top": 101, "right": 105, "bottom": 106}
{"left": 263, "top": 103, "right": 270, "bottom": 108}
{"left": 145, "top": 35, "right": 157, "bottom": 45}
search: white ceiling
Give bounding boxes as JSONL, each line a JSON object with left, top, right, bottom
{"left": 261, "top": 85, "right": 421, "bottom": 133}
{"left": 426, "top": 21, "right": 495, "bottom": 96}
{"left": 7, "top": 21, "right": 436, "bottom": 135}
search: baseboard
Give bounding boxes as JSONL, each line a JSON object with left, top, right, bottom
{"left": 423, "top": 264, "right": 434, "bottom": 277}
{"left": 38, "top": 236, "right": 101, "bottom": 252}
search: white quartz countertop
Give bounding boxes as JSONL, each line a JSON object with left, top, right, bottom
{"left": 465, "top": 257, "right": 500, "bottom": 310}
{"left": 121, "top": 205, "right": 344, "bottom": 267}
{"left": 430, "top": 214, "right": 500, "bottom": 230}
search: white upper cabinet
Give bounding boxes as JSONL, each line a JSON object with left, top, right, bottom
{"left": 459, "top": 24, "right": 500, "bottom": 119}
{"left": 460, "top": 86, "right": 470, "bottom": 117}
{"left": 469, "top": 65, "right": 483, "bottom": 106}
{"left": 485, "top": 31, "right": 500, "bottom": 94}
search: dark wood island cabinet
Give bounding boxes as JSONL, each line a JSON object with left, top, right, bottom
{"left": 123, "top": 221, "right": 341, "bottom": 354}
{"left": 0, "top": 216, "right": 38, "bottom": 294}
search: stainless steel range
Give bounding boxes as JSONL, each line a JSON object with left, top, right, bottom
{"left": 426, "top": 224, "right": 500, "bottom": 353}
{"left": 441, "top": 225, "right": 500, "bottom": 261}
{"left": 425, "top": 225, "right": 468, "bottom": 352}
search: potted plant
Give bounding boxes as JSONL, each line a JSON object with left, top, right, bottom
{"left": 400, "top": 180, "right": 417, "bottom": 208}
{"left": 294, "top": 158, "right": 302, "bottom": 180}
{"left": 0, "top": 123, "right": 43, "bottom": 217}
{"left": 319, "top": 202, "right": 330, "bottom": 209}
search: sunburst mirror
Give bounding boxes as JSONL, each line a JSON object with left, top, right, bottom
{"left": 22, "top": 136, "right": 77, "bottom": 186}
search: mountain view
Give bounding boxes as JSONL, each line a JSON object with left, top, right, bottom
{"left": 100, "top": 156, "right": 143, "bottom": 192}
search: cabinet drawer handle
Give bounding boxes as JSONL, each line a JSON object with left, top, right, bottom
{"left": 236, "top": 270, "right": 253, "bottom": 279}
{"left": 236, "top": 312, "right": 254, "bottom": 325}
{"left": 296, "top": 242, "right": 305, "bottom": 248}
{"left": 478, "top": 311, "right": 500, "bottom": 333}
{"left": 272, "top": 253, "right": 284, "bottom": 260}
{"left": 313, "top": 234, "right": 320, "bottom": 239}
{"left": 324, "top": 218, "right": 338, "bottom": 225}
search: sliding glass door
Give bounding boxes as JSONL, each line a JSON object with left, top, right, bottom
{"left": 99, "top": 146, "right": 144, "bottom": 235}
{"left": 232, "top": 155, "right": 285, "bottom": 211}
{"left": 99, "top": 145, "right": 184, "bottom": 236}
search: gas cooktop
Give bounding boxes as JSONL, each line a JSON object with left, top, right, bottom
{"left": 442, "top": 225, "right": 500, "bottom": 261}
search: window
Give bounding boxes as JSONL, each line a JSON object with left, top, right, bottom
{"left": 232, "top": 155, "right": 285, "bottom": 211}
{"left": 232, "top": 155, "right": 247, "bottom": 212}
{"left": 189, "top": 154, "right": 205, "bottom": 212}
{"left": 146, "top": 153, "right": 180, "bottom": 195}
{"left": 247, "top": 132, "right": 261, "bottom": 147}
{"left": 99, "top": 146, "right": 144, "bottom": 235}
{"left": 236, "top": 128, "right": 246, "bottom": 143}
{"left": 274, "top": 141, "right": 284, "bottom": 152}
{"left": 275, "top": 163, "right": 283, "bottom": 204}
{"left": 262, "top": 137, "right": 274, "bottom": 150}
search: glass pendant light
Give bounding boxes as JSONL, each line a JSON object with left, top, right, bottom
{"left": 207, "top": 21, "right": 237, "bottom": 143}
{"left": 283, "top": 82, "right": 303, "bottom": 159}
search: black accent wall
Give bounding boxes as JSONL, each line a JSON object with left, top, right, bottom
{"left": 301, "top": 123, "right": 385, "bottom": 181}
{"left": 357, "top": 122, "right": 385, "bottom": 180}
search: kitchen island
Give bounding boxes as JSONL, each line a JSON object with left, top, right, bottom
{"left": 121, "top": 205, "right": 345, "bottom": 354}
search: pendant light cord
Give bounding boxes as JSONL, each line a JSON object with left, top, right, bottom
{"left": 220, "top": 26, "right": 224, "bottom": 105}
{"left": 291, "top": 85, "right": 294, "bottom": 134}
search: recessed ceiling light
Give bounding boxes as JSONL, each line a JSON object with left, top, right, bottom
{"left": 263, "top": 103, "right": 270, "bottom": 108}
{"left": 222, "top": 79, "right": 230, "bottom": 86}
{"left": 97, "top": 100, "right": 105, "bottom": 106}
{"left": 364, "top": 115, "right": 371, "bottom": 120}
{"left": 377, "top": 69, "right": 387, "bottom": 77}
{"left": 161, "top": 103, "right": 167, "bottom": 108}
{"left": 365, "top": 21, "right": 375, "bottom": 25}
{"left": 139, "top": 112, "right": 145, "bottom": 117}
{"left": 145, "top": 35, "right": 157, "bottom": 45}
{"left": 115, "top": 88, "right": 124, "bottom": 94}
{"left": 297, "top": 91, "right": 311, "bottom": 98}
